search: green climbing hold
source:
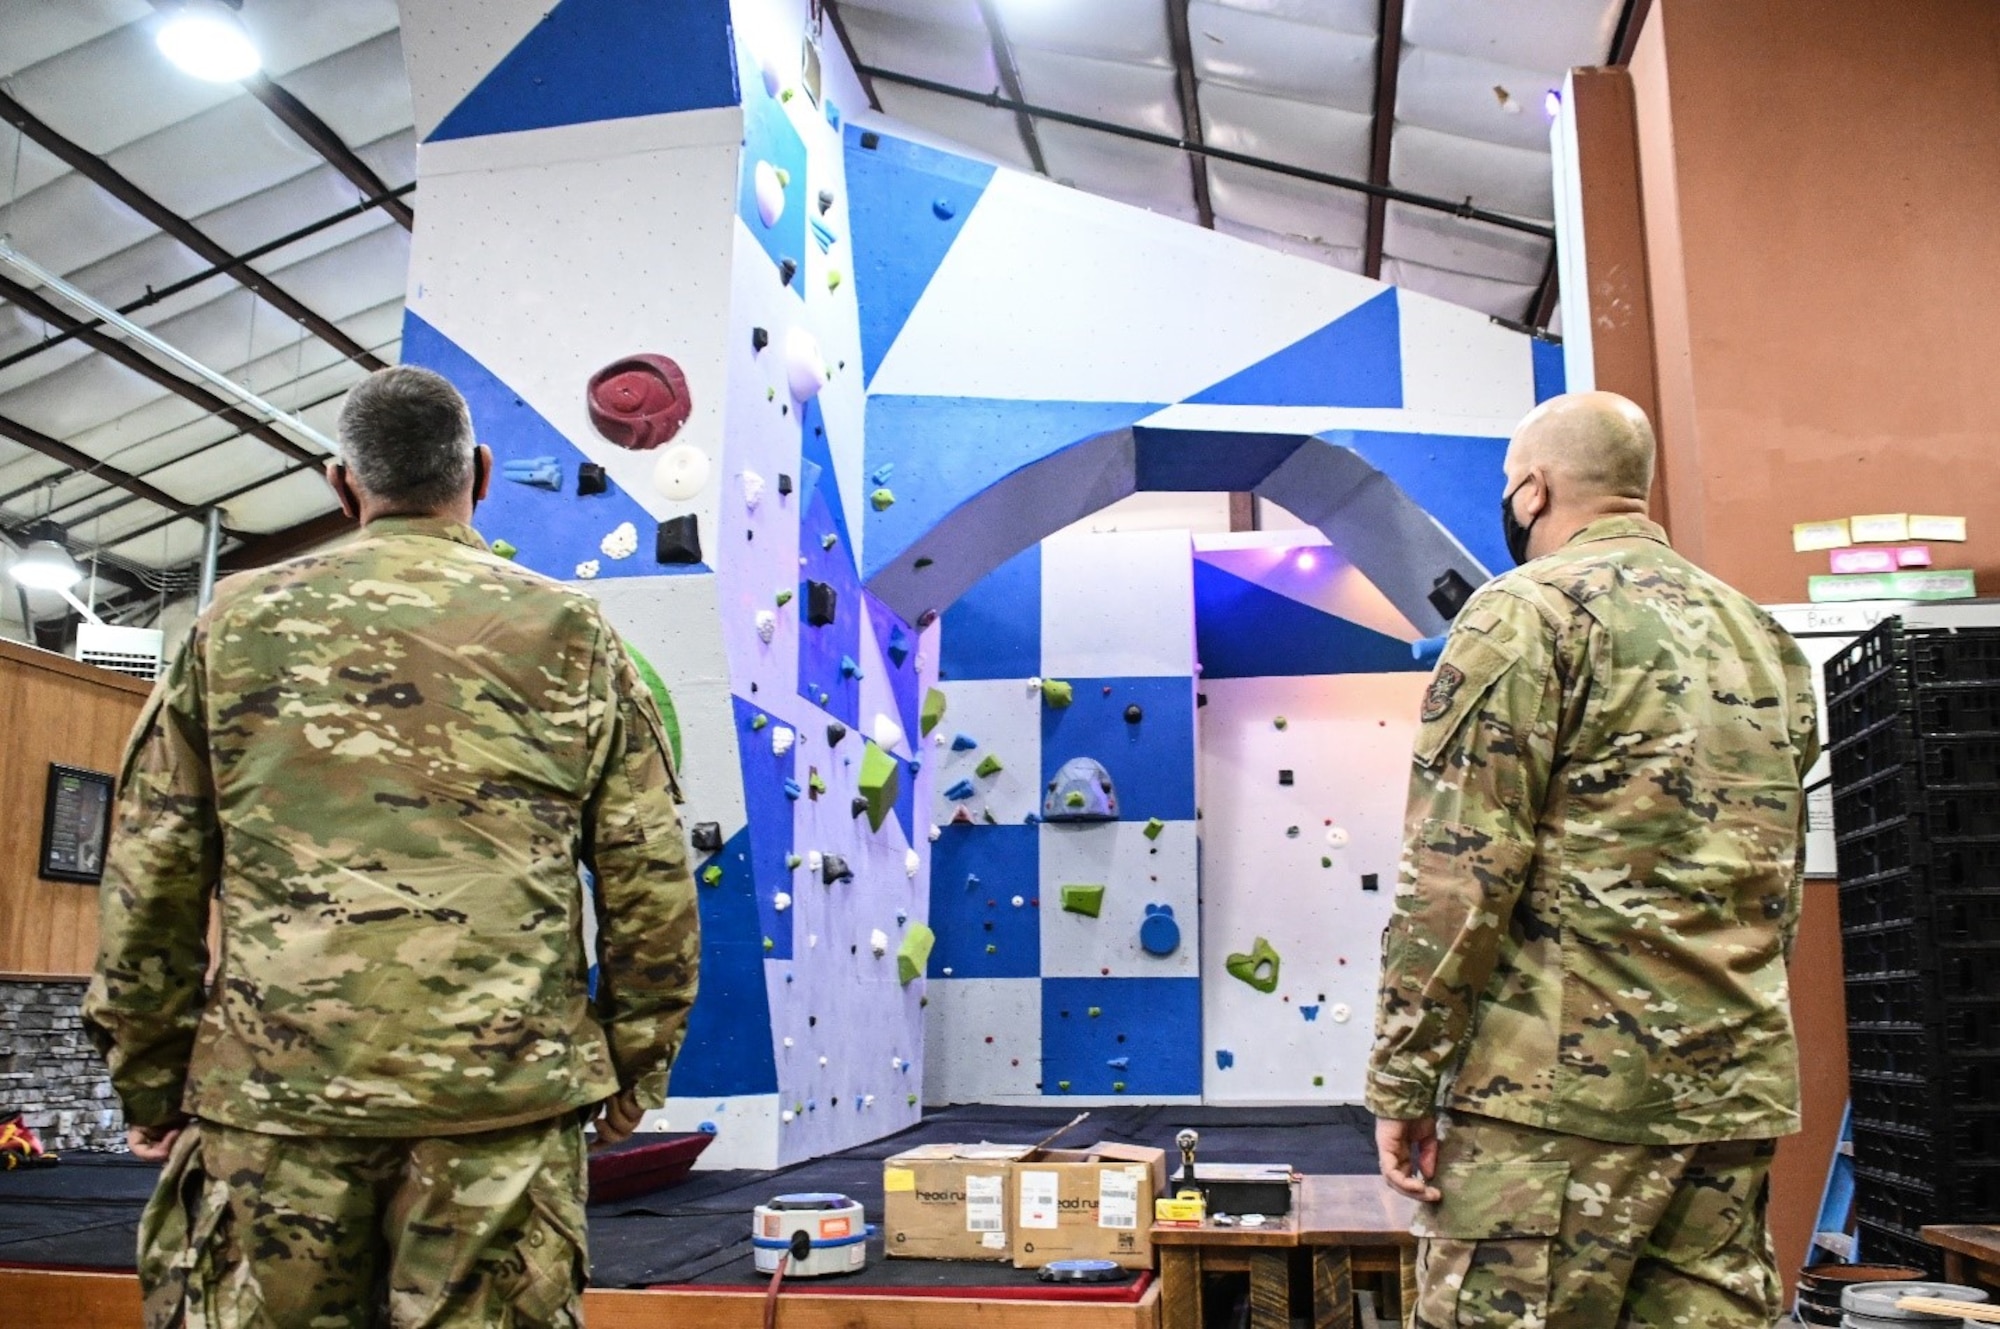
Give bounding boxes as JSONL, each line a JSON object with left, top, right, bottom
{"left": 975, "top": 753, "right": 1004, "bottom": 778}
{"left": 897, "top": 923, "right": 935, "bottom": 986}
{"left": 859, "top": 742, "right": 901, "bottom": 833}
{"left": 907, "top": 1093, "right": 918, "bottom": 1107}
{"left": 1313, "top": 1075, "right": 1324, "bottom": 1088}
{"left": 624, "top": 645, "right": 684, "bottom": 770}
{"left": 1225, "top": 937, "right": 1282, "bottom": 994}
{"left": 1064, "top": 790, "right": 1086, "bottom": 808}
{"left": 701, "top": 865, "right": 723, "bottom": 887}
{"left": 1321, "top": 856, "right": 1333, "bottom": 869}
{"left": 774, "top": 167, "right": 791, "bottom": 185}
{"left": 1060, "top": 884, "right": 1105, "bottom": 917}
{"left": 808, "top": 771, "right": 828, "bottom": 796}
{"left": 920, "top": 687, "right": 947, "bottom": 736}
{"left": 985, "top": 943, "right": 997, "bottom": 954}
{"left": 787, "top": 854, "right": 802, "bottom": 869}
{"left": 822, "top": 532, "right": 838, "bottom": 550}
{"left": 766, "top": 386, "right": 776, "bottom": 401}
{"left": 1143, "top": 818, "right": 1165, "bottom": 841}
{"left": 763, "top": 937, "right": 774, "bottom": 952}
{"left": 827, "top": 269, "right": 844, "bottom": 292}
{"left": 490, "top": 538, "right": 518, "bottom": 560}
{"left": 1274, "top": 716, "right": 1288, "bottom": 730}
{"left": 1041, "top": 679, "right": 1074, "bottom": 708}
{"left": 1112, "top": 1081, "right": 1126, "bottom": 1093}
{"left": 1087, "top": 1006, "right": 1101, "bottom": 1018}
{"left": 1057, "top": 1081, "right": 1071, "bottom": 1092}
{"left": 751, "top": 713, "right": 770, "bottom": 731}
{"left": 776, "top": 589, "right": 794, "bottom": 606}
{"left": 870, "top": 487, "right": 895, "bottom": 511}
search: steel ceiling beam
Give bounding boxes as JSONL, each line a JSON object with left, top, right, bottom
{"left": 215, "top": 507, "right": 352, "bottom": 573}
{"left": 1163, "top": 0, "right": 1214, "bottom": 228}
{"left": 1362, "top": 0, "right": 1407, "bottom": 278}
{"left": 973, "top": 0, "right": 1048, "bottom": 176}
{"left": 819, "top": 2, "right": 880, "bottom": 112}
{"left": 0, "top": 273, "right": 325, "bottom": 465}
{"left": 0, "top": 182, "right": 413, "bottom": 376}
{"left": 0, "top": 88, "right": 384, "bottom": 370}
{"left": 856, "top": 65, "right": 1556, "bottom": 238}
{"left": 0, "top": 412, "right": 203, "bottom": 520}
{"left": 240, "top": 75, "right": 415, "bottom": 231}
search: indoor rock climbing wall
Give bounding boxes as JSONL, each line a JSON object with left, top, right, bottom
{"left": 923, "top": 530, "right": 1202, "bottom": 1105}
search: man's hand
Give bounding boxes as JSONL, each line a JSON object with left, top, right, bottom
{"left": 1376, "top": 1115, "right": 1442, "bottom": 1203}
{"left": 589, "top": 1089, "right": 645, "bottom": 1153}
{"left": 126, "top": 1121, "right": 185, "bottom": 1163}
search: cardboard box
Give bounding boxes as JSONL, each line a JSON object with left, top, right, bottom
{"left": 883, "top": 1144, "right": 1035, "bottom": 1261}
{"left": 1010, "top": 1143, "right": 1170, "bottom": 1270}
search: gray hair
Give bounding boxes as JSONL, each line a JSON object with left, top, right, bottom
{"left": 335, "top": 366, "right": 476, "bottom": 509}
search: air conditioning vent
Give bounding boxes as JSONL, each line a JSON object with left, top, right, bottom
{"left": 75, "top": 623, "right": 165, "bottom": 681}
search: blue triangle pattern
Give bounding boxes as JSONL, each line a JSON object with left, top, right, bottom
{"left": 427, "top": 0, "right": 738, "bottom": 144}
{"left": 1186, "top": 288, "right": 1403, "bottom": 408}
{"left": 1193, "top": 560, "right": 1426, "bottom": 679}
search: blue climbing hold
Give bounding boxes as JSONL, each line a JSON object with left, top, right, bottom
{"left": 501, "top": 456, "right": 563, "bottom": 491}
{"left": 783, "top": 778, "right": 803, "bottom": 800}
{"left": 1140, "top": 903, "right": 1182, "bottom": 957}
{"left": 945, "top": 778, "right": 977, "bottom": 801}
{"left": 887, "top": 625, "right": 912, "bottom": 667}
{"left": 870, "top": 462, "right": 895, "bottom": 485}
{"left": 840, "top": 654, "right": 861, "bottom": 678}
{"left": 965, "top": 874, "right": 981, "bottom": 890}
{"left": 932, "top": 197, "right": 956, "bottom": 220}
{"left": 1412, "top": 635, "right": 1448, "bottom": 663}
{"left": 952, "top": 733, "right": 979, "bottom": 751}
{"left": 1301, "top": 1005, "right": 1320, "bottom": 1022}
{"left": 1215, "top": 1049, "right": 1234, "bottom": 1070}
{"left": 1107, "top": 1056, "right": 1129, "bottom": 1071}
{"left": 699, "top": 1120, "right": 718, "bottom": 1134}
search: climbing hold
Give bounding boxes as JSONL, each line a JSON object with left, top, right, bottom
{"left": 870, "top": 928, "right": 889, "bottom": 957}
{"left": 817, "top": 188, "right": 835, "bottom": 215}
{"left": 1112, "top": 1082, "right": 1127, "bottom": 1093}
{"left": 1326, "top": 827, "right": 1350, "bottom": 848}
{"left": 839, "top": 655, "right": 861, "bottom": 679}
{"left": 1061, "top": 884, "right": 1105, "bottom": 917}
{"left": 763, "top": 937, "right": 774, "bottom": 952}
{"left": 805, "top": 580, "right": 837, "bottom": 627}
{"left": 872, "top": 714, "right": 905, "bottom": 750}
{"left": 913, "top": 556, "right": 933, "bottom": 570}
{"left": 826, "top": 269, "right": 843, "bottom": 292}
{"left": 944, "top": 779, "right": 977, "bottom": 802}
{"left": 490, "top": 538, "right": 518, "bottom": 560}
{"left": 951, "top": 733, "right": 978, "bottom": 752}
{"left": 755, "top": 611, "right": 777, "bottom": 644}
{"left": 1278, "top": 769, "right": 1294, "bottom": 786}
{"left": 655, "top": 515, "right": 702, "bottom": 565}
{"left": 1107, "top": 1057, "right": 1129, "bottom": 1071}
{"left": 778, "top": 257, "right": 798, "bottom": 286}
{"left": 807, "top": 852, "right": 823, "bottom": 872}
{"left": 929, "top": 824, "right": 942, "bottom": 842}
{"left": 773, "top": 892, "right": 792, "bottom": 913}
{"left": 1041, "top": 679, "right": 1074, "bottom": 708}
{"left": 751, "top": 326, "right": 770, "bottom": 353}
{"left": 1139, "top": 903, "right": 1181, "bottom": 957}
{"left": 771, "top": 726, "right": 795, "bottom": 756}
{"left": 1124, "top": 704, "right": 1143, "bottom": 724}
{"left": 985, "top": 944, "right": 997, "bottom": 954}
{"left": 850, "top": 796, "right": 869, "bottom": 819}
{"left": 821, "top": 532, "right": 838, "bottom": 550}
{"left": 1010, "top": 895, "right": 1026, "bottom": 909}
{"left": 905, "top": 848, "right": 921, "bottom": 878}
{"left": 1215, "top": 1050, "right": 1234, "bottom": 1070}
{"left": 588, "top": 354, "right": 692, "bottom": 451}
{"left": 975, "top": 754, "right": 1004, "bottom": 778}
{"left": 897, "top": 923, "right": 934, "bottom": 985}
{"left": 786, "top": 854, "right": 802, "bottom": 868}
{"left": 701, "top": 865, "right": 723, "bottom": 886}
{"left": 1331, "top": 1004, "right": 1352, "bottom": 1023}
{"left": 858, "top": 743, "right": 901, "bottom": 832}
{"left": 751, "top": 713, "right": 770, "bottom": 731}
{"left": 753, "top": 161, "right": 785, "bottom": 226}
{"left": 690, "top": 822, "right": 723, "bottom": 853}
{"left": 775, "top": 588, "right": 794, "bottom": 608}
{"left": 599, "top": 522, "right": 638, "bottom": 560}
{"left": 781, "top": 1109, "right": 795, "bottom": 1124}
{"left": 825, "top": 722, "right": 847, "bottom": 747}
{"left": 502, "top": 456, "right": 563, "bottom": 491}
{"left": 577, "top": 463, "right": 608, "bottom": 496}
{"left": 1301, "top": 1005, "right": 1319, "bottom": 1022}
{"left": 920, "top": 688, "right": 947, "bottom": 737}
{"left": 785, "top": 326, "right": 826, "bottom": 399}
{"left": 1361, "top": 873, "right": 1379, "bottom": 892}
{"left": 1225, "top": 938, "right": 1282, "bottom": 993}
{"left": 739, "top": 470, "right": 765, "bottom": 509}
{"left": 1043, "top": 757, "right": 1117, "bottom": 821}
{"left": 808, "top": 770, "right": 827, "bottom": 798}
{"left": 822, "top": 855, "right": 853, "bottom": 885}
{"left": 811, "top": 217, "right": 836, "bottom": 253}
{"left": 870, "top": 487, "right": 895, "bottom": 511}
{"left": 1273, "top": 716, "right": 1288, "bottom": 730}
{"left": 1057, "top": 1080, "right": 1071, "bottom": 1092}
{"left": 1143, "top": 818, "right": 1165, "bottom": 841}
{"left": 1285, "top": 826, "right": 1300, "bottom": 839}
{"left": 1088, "top": 1007, "right": 1101, "bottom": 1018}
{"left": 932, "top": 197, "right": 956, "bottom": 219}
{"left": 1321, "top": 856, "right": 1332, "bottom": 869}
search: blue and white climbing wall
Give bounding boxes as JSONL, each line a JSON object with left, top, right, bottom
{"left": 923, "top": 530, "right": 1202, "bottom": 1105}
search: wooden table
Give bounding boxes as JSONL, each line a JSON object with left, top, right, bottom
{"left": 1151, "top": 1185, "right": 1298, "bottom": 1329}
{"left": 1924, "top": 1225, "right": 2000, "bottom": 1289}
{"left": 1296, "top": 1175, "right": 1418, "bottom": 1329}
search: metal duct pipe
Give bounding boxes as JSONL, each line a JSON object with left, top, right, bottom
{"left": 197, "top": 508, "right": 224, "bottom": 610}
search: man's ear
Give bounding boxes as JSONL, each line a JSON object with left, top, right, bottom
{"left": 472, "top": 444, "right": 493, "bottom": 503}
{"left": 327, "top": 462, "right": 360, "bottom": 521}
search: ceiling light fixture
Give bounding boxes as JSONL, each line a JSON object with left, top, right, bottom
{"left": 156, "top": 0, "right": 262, "bottom": 83}
{"left": 8, "top": 539, "right": 84, "bottom": 593}
{"left": 1544, "top": 89, "right": 1563, "bottom": 119}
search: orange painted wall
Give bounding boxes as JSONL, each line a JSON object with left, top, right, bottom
{"left": 1630, "top": 0, "right": 2000, "bottom": 604}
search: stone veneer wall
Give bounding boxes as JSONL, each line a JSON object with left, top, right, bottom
{"left": 0, "top": 978, "right": 123, "bottom": 1150}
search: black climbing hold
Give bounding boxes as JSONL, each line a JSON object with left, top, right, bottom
{"left": 656, "top": 515, "right": 702, "bottom": 565}
{"left": 1279, "top": 769, "right": 1294, "bottom": 786}
{"left": 806, "top": 579, "right": 838, "bottom": 627}
{"left": 576, "top": 463, "right": 608, "bottom": 496}
{"left": 822, "top": 855, "right": 853, "bottom": 885}
{"left": 778, "top": 258, "right": 798, "bottom": 285}
{"left": 1124, "top": 704, "right": 1143, "bottom": 724}
{"left": 1197, "top": 693, "right": 1207, "bottom": 707}
{"left": 1361, "top": 873, "right": 1379, "bottom": 892}
{"left": 826, "top": 722, "right": 848, "bottom": 746}
{"left": 690, "top": 822, "right": 723, "bottom": 853}
{"left": 1429, "top": 569, "right": 1474, "bottom": 622}
{"left": 777, "top": 473, "right": 794, "bottom": 495}
{"left": 860, "top": 131, "right": 880, "bottom": 149}
{"left": 809, "top": 1016, "right": 817, "bottom": 1026}
{"left": 818, "top": 188, "right": 835, "bottom": 214}
{"left": 751, "top": 326, "right": 770, "bottom": 352}
{"left": 913, "top": 556, "right": 933, "bottom": 570}
{"left": 917, "top": 608, "right": 939, "bottom": 628}
{"left": 851, "top": 796, "right": 870, "bottom": 819}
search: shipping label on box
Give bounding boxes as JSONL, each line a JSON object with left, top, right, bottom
{"left": 883, "top": 1144, "right": 1035, "bottom": 1261}
{"left": 1008, "top": 1143, "right": 1169, "bottom": 1270}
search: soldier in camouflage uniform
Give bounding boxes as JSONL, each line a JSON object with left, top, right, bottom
{"left": 1368, "top": 391, "right": 1819, "bottom": 1328}
{"left": 83, "top": 366, "right": 699, "bottom": 1328}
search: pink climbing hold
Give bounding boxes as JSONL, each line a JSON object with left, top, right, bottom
{"left": 587, "top": 354, "right": 692, "bottom": 451}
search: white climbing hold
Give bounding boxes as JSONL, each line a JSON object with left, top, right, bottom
{"left": 819, "top": 1056, "right": 828, "bottom": 1067}
{"left": 599, "top": 521, "right": 638, "bottom": 560}
{"left": 890, "top": 1056, "right": 905, "bottom": 1071}
{"left": 870, "top": 928, "right": 889, "bottom": 956}
{"left": 1011, "top": 895, "right": 1024, "bottom": 908}
{"left": 740, "top": 469, "right": 766, "bottom": 509}
{"left": 771, "top": 725, "right": 796, "bottom": 755}
{"left": 755, "top": 610, "right": 777, "bottom": 644}
{"left": 783, "top": 1037, "right": 794, "bottom": 1048}
{"left": 773, "top": 892, "right": 792, "bottom": 912}
{"left": 654, "top": 443, "right": 711, "bottom": 500}
{"left": 785, "top": 327, "right": 828, "bottom": 401}
{"left": 781, "top": 1109, "right": 795, "bottom": 1124}
{"left": 1331, "top": 1003, "right": 1352, "bottom": 1023}
{"left": 754, "top": 161, "right": 785, "bottom": 227}
{"left": 941, "top": 967, "right": 953, "bottom": 977}
{"left": 1325, "top": 827, "right": 1350, "bottom": 848}
{"left": 807, "top": 851, "right": 823, "bottom": 874}
{"left": 872, "top": 713, "right": 905, "bottom": 751}
{"left": 929, "top": 824, "right": 942, "bottom": 842}
{"left": 759, "top": 55, "right": 781, "bottom": 97}
{"left": 1026, "top": 676, "right": 1043, "bottom": 696}
{"left": 905, "top": 848, "right": 921, "bottom": 878}
{"left": 574, "top": 559, "right": 600, "bottom": 580}
{"left": 808, "top": 933, "right": 818, "bottom": 948}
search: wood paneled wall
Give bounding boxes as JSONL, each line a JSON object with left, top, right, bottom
{"left": 0, "top": 641, "right": 151, "bottom": 977}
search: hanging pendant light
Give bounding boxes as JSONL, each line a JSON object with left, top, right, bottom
{"left": 156, "top": 0, "right": 262, "bottom": 83}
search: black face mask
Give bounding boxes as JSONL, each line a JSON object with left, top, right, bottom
{"left": 1501, "top": 477, "right": 1541, "bottom": 566}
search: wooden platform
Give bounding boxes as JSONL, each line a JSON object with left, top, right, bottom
{"left": 1, "top": 1266, "right": 1162, "bottom": 1329}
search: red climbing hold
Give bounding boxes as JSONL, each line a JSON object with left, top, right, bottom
{"left": 586, "top": 354, "right": 692, "bottom": 450}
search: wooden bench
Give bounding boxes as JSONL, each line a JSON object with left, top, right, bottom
{"left": 1924, "top": 1224, "right": 2000, "bottom": 1290}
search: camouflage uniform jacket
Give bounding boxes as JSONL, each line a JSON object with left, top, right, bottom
{"left": 1366, "top": 515, "right": 1819, "bottom": 1145}
{"left": 82, "top": 516, "right": 698, "bottom": 1137}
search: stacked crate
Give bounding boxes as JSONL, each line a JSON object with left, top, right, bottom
{"left": 1827, "top": 618, "right": 2000, "bottom": 1274}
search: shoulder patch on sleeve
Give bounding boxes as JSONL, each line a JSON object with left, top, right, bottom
{"left": 1421, "top": 664, "right": 1467, "bottom": 722}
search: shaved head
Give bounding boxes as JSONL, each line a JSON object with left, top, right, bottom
{"left": 1505, "top": 391, "right": 1657, "bottom": 501}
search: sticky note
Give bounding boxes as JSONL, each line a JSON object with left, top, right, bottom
{"left": 1849, "top": 513, "right": 1912, "bottom": 544}
{"left": 1910, "top": 515, "right": 1968, "bottom": 543}
{"left": 1792, "top": 519, "right": 1850, "bottom": 552}
{"left": 884, "top": 1167, "right": 915, "bottom": 1193}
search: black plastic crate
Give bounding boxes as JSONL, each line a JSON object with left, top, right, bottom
{"left": 1939, "top": 1054, "right": 2000, "bottom": 1103}
{"left": 1832, "top": 718, "right": 1914, "bottom": 790}
{"left": 1841, "top": 870, "right": 1920, "bottom": 931}
{"left": 1863, "top": 1160, "right": 2000, "bottom": 1218}
{"left": 1927, "top": 841, "right": 2000, "bottom": 892}
{"left": 1833, "top": 767, "right": 1916, "bottom": 838}
{"left": 1836, "top": 823, "right": 1921, "bottom": 885}
{"left": 1917, "top": 687, "right": 2000, "bottom": 735}
{"left": 1921, "top": 734, "right": 2000, "bottom": 786}
{"left": 1827, "top": 621, "right": 1903, "bottom": 708}
{"left": 1854, "top": 1217, "right": 1945, "bottom": 1276}
{"left": 1934, "top": 894, "right": 2000, "bottom": 944}
{"left": 1830, "top": 674, "right": 1914, "bottom": 750}
{"left": 1933, "top": 999, "right": 2000, "bottom": 1050}
{"left": 1924, "top": 788, "right": 2000, "bottom": 838}
{"left": 1849, "top": 1075, "right": 1945, "bottom": 1137}
{"left": 1843, "top": 975, "right": 1930, "bottom": 1025}
{"left": 1908, "top": 631, "right": 2000, "bottom": 687}
{"left": 1855, "top": 1114, "right": 2000, "bottom": 1170}
{"left": 1846, "top": 1026, "right": 1935, "bottom": 1079}
{"left": 1839, "top": 925, "right": 1925, "bottom": 980}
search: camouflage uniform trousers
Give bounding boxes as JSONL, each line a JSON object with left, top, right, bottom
{"left": 137, "top": 1113, "right": 588, "bottom": 1329}
{"left": 1411, "top": 1110, "right": 1780, "bottom": 1329}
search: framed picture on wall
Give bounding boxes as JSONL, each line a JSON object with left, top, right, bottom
{"left": 39, "top": 764, "right": 114, "bottom": 885}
